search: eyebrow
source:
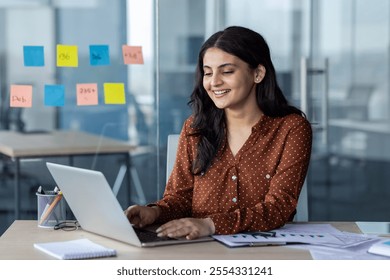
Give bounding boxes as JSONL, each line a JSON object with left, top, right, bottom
{"left": 203, "top": 63, "right": 237, "bottom": 69}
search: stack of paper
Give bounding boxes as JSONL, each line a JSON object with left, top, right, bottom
{"left": 213, "top": 223, "right": 390, "bottom": 260}
{"left": 213, "top": 224, "right": 379, "bottom": 249}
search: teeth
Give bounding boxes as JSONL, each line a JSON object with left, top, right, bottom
{"left": 214, "top": 90, "right": 230, "bottom": 95}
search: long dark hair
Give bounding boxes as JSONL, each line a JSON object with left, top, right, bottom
{"left": 188, "top": 26, "right": 304, "bottom": 175}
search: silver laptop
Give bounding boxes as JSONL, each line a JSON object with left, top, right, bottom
{"left": 46, "top": 162, "right": 213, "bottom": 247}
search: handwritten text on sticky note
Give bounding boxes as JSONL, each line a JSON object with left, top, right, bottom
{"left": 104, "top": 83, "right": 126, "bottom": 104}
{"left": 122, "top": 45, "right": 144, "bottom": 64}
{"left": 57, "top": 45, "right": 78, "bottom": 67}
{"left": 89, "top": 45, "right": 110, "bottom": 66}
{"left": 10, "top": 85, "right": 33, "bottom": 107}
{"left": 77, "top": 83, "right": 98, "bottom": 106}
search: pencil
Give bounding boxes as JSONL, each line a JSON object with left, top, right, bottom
{"left": 39, "top": 191, "right": 63, "bottom": 226}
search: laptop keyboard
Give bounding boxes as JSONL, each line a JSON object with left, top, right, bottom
{"left": 134, "top": 227, "right": 173, "bottom": 243}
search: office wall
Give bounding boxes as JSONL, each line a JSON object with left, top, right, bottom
{"left": 5, "top": 7, "right": 56, "bottom": 131}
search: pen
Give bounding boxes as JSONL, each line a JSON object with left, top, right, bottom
{"left": 37, "top": 186, "right": 45, "bottom": 194}
{"left": 249, "top": 241, "right": 286, "bottom": 247}
{"left": 39, "top": 191, "right": 63, "bottom": 226}
{"left": 251, "top": 231, "right": 276, "bottom": 238}
{"left": 51, "top": 187, "right": 61, "bottom": 223}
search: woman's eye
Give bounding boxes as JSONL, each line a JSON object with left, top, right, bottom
{"left": 204, "top": 72, "right": 212, "bottom": 76}
{"left": 223, "top": 71, "right": 233, "bottom": 74}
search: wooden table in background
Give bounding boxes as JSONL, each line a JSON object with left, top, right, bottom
{"left": 0, "top": 130, "right": 135, "bottom": 219}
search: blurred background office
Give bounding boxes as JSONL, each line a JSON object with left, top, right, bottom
{"left": 1, "top": 0, "right": 390, "bottom": 235}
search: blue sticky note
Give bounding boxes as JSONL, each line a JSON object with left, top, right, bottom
{"left": 89, "top": 45, "right": 110, "bottom": 66}
{"left": 44, "top": 85, "right": 65, "bottom": 106}
{"left": 23, "top": 46, "right": 45, "bottom": 67}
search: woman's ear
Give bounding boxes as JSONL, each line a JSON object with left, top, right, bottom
{"left": 254, "top": 65, "right": 266, "bottom": 83}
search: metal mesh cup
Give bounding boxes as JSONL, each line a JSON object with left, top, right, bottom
{"left": 36, "top": 191, "right": 66, "bottom": 228}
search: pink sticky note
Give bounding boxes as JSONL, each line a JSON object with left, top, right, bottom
{"left": 122, "top": 45, "right": 144, "bottom": 64}
{"left": 10, "top": 85, "right": 33, "bottom": 107}
{"left": 76, "top": 83, "right": 98, "bottom": 106}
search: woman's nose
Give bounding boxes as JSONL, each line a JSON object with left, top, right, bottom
{"left": 210, "top": 73, "right": 222, "bottom": 86}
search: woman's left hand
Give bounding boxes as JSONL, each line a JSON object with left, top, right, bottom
{"left": 156, "top": 218, "right": 215, "bottom": 240}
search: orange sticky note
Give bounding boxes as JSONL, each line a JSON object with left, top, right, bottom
{"left": 76, "top": 83, "right": 98, "bottom": 106}
{"left": 122, "top": 45, "right": 144, "bottom": 64}
{"left": 104, "top": 83, "right": 126, "bottom": 104}
{"left": 10, "top": 85, "right": 33, "bottom": 108}
{"left": 57, "top": 44, "right": 78, "bottom": 67}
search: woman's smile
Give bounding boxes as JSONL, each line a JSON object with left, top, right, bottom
{"left": 213, "top": 89, "right": 231, "bottom": 96}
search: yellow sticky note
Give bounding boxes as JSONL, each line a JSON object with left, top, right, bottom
{"left": 104, "top": 83, "right": 126, "bottom": 104}
{"left": 57, "top": 44, "right": 78, "bottom": 67}
{"left": 10, "top": 85, "right": 33, "bottom": 107}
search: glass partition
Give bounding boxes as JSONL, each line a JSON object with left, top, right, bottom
{"left": 156, "top": 0, "right": 390, "bottom": 222}
{"left": 0, "top": 0, "right": 158, "bottom": 232}
{"left": 311, "top": 0, "right": 390, "bottom": 220}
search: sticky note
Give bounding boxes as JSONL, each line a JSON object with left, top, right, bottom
{"left": 10, "top": 85, "right": 33, "bottom": 107}
{"left": 122, "top": 45, "right": 144, "bottom": 64}
{"left": 23, "top": 46, "right": 44, "bottom": 67}
{"left": 56, "top": 45, "right": 78, "bottom": 67}
{"left": 89, "top": 45, "right": 110, "bottom": 66}
{"left": 44, "top": 85, "right": 65, "bottom": 106}
{"left": 103, "top": 83, "right": 126, "bottom": 104}
{"left": 76, "top": 83, "right": 98, "bottom": 106}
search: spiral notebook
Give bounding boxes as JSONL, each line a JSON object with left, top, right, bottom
{"left": 34, "top": 238, "right": 116, "bottom": 259}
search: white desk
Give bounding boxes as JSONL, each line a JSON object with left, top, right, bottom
{"left": 329, "top": 119, "right": 390, "bottom": 161}
{"left": 0, "top": 130, "right": 135, "bottom": 219}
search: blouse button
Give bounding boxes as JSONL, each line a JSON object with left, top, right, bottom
{"left": 232, "top": 197, "right": 237, "bottom": 203}
{"left": 265, "top": 174, "right": 271, "bottom": 179}
{"left": 231, "top": 175, "right": 237, "bottom": 181}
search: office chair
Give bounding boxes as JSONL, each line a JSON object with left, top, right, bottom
{"left": 166, "top": 134, "right": 309, "bottom": 222}
{"left": 295, "top": 182, "right": 308, "bottom": 222}
{"left": 340, "top": 84, "right": 375, "bottom": 120}
{"left": 166, "top": 134, "right": 180, "bottom": 182}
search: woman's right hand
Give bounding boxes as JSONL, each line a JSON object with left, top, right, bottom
{"left": 124, "top": 205, "right": 161, "bottom": 228}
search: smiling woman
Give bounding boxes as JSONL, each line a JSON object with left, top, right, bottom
{"left": 125, "top": 26, "right": 312, "bottom": 240}
{"left": 202, "top": 47, "right": 263, "bottom": 115}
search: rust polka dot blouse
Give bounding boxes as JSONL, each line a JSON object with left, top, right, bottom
{"left": 153, "top": 113, "right": 312, "bottom": 235}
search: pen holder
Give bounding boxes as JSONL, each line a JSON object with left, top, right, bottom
{"left": 36, "top": 191, "right": 66, "bottom": 228}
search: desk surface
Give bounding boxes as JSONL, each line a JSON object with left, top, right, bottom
{"left": 0, "top": 130, "right": 134, "bottom": 158}
{"left": 329, "top": 119, "right": 390, "bottom": 134}
{"left": 0, "top": 220, "right": 362, "bottom": 260}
